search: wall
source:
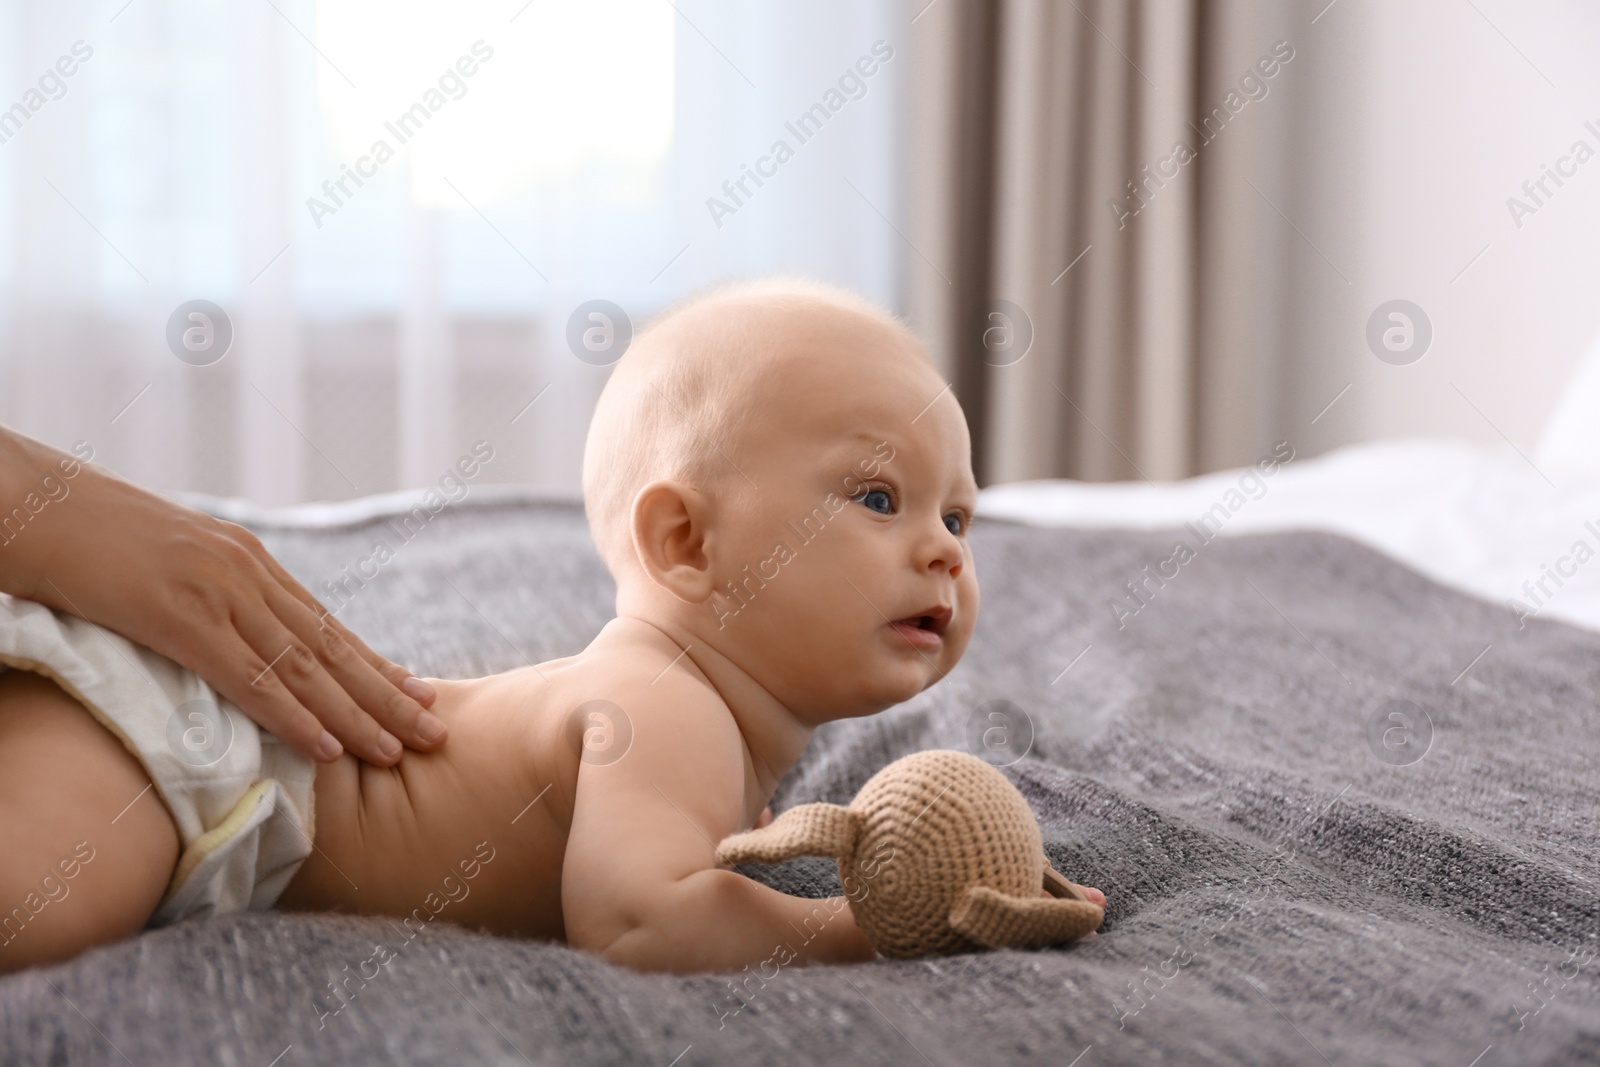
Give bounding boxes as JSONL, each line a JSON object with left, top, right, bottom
{"left": 1285, "top": 0, "right": 1600, "bottom": 463}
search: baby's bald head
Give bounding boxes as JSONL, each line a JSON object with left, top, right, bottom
{"left": 581, "top": 277, "right": 937, "bottom": 582}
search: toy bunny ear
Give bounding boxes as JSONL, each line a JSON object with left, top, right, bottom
{"left": 714, "top": 803, "right": 863, "bottom": 867}
{"left": 948, "top": 885, "right": 1104, "bottom": 950}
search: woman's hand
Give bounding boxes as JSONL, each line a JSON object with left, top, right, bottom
{"left": 0, "top": 427, "right": 446, "bottom": 765}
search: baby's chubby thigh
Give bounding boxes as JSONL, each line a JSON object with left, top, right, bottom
{"left": 0, "top": 669, "right": 180, "bottom": 973}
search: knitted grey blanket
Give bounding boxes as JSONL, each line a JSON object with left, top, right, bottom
{"left": 2, "top": 492, "right": 1595, "bottom": 1066}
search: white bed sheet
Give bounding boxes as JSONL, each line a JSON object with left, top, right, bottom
{"left": 977, "top": 437, "right": 1600, "bottom": 635}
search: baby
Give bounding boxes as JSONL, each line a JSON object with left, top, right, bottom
{"left": 0, "top": 278, "right": 1101, "bottom": 976}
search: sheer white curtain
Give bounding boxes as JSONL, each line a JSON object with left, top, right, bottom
{"left": 0, "top": 0, "right": 904, "bottom": 505}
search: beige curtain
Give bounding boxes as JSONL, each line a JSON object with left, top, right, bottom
{"left": 906, "top": 0, "right": 1296, "bottom": 485}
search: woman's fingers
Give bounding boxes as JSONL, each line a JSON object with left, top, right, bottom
{"left": 311, "top": 602, "right": 439, "bottom": 712}
{"left": 189, "top": 630, "right": 344, "bottom": 764}
{"left": 239, "top": 525, "right": 445, "bottom": 755}
{"left": 229, "top": 592, "right": 408, "bottom": 765}
{"left": 226, "top": 524, "right": 447, "bottom": 762}
{"left": 253, "top": 544, "right": 438, "bottom": 711}
{"left": 262, "top": 582, "right": 447, "bottom": 761}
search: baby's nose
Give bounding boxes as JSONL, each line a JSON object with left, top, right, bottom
{"left": 923, "top": 528, "right": 963, "bottom": 577}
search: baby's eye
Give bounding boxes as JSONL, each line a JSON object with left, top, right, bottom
{"left": 853, "top": 488, "right": 893, "bottom": 515}
{"left": 943, "top": 513, "right": 964, "bottom": 536}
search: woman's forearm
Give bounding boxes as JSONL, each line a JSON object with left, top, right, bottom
{"left": 0, "top": 425, "right": 95, "bottom": 599}
{"left": 0, "top": 424, "right": 22, "bottom": 503}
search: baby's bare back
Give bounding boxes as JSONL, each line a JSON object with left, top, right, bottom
{"left": 279, "top": 617, "right": 794, "bottom": 965}
{"left": 276, "top": 661, "right": 587, "bottom": 940}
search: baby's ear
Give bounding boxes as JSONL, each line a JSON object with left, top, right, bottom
{"left": 630, "top": 480, "right": 716, "bottom": 603}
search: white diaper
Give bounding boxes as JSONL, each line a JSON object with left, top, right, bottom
{"left": 0, "top": 593, "right": 315, "bottom": 925}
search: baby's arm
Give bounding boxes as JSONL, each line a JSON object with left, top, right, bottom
{"left": 560, "top": 677, "right": 875, "bottom": 974}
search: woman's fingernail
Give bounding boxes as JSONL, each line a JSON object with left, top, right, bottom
{"left": 377, "top": 730, "right": 402, "bottom": 760}
{"left": 316, "top": 730, "right": 344, "bottom": 761}
{"left": 416, "top": 711, "right": 447, "bottom": 743}
{"left": 401, "top": 676, "right": 436, "bottom": 703}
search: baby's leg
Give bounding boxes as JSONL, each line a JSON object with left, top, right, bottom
{"left": 0, "top": 670, "right": 179, "bottom": 974}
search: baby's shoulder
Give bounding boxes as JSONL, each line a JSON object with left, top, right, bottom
{"left": 544, "top": 620, "right": 738, "bottom": 758}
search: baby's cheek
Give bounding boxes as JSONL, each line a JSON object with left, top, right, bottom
{"left": 959, "top": 565, "right": 980, "bottom": 622}
{"left": 948, "top": 584, "right": 979, "bottom": 656}
{"left": 947, "top": 622, "right": 975, "bottom": 666}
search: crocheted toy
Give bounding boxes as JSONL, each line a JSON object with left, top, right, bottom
{"left": 714, "top": 748, "right": 1103, "bottom": 958}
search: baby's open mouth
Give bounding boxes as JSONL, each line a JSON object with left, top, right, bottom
{"left": 887, "top": 605, "right": 951, "bottom": 649}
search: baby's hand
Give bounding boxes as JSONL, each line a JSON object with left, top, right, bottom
{"left": 1079, "top": 884, "right": 1107, "bottom": 939}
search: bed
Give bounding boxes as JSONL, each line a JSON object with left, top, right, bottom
{"left": 7, "top": 317, "right": 1600, "bottom": 1066}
